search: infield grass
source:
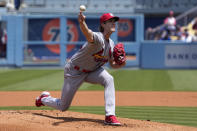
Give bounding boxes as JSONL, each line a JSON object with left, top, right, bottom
{"left": 0, "top": 106, "right": 197, "bottom": 128}
{"left": 1, "top": 69, "right": 197, "bottom": 91}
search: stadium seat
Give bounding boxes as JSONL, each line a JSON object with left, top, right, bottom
{"left": 171, "top": 0, "right": 179, "bottom": 8}
{"left": 178, "top": 0, "right": 188, "bottom": 8}
{"left": 88, "top": 0, "right": 110, "bottom": 10}
{"left": 66, "top": 0, "right": 88, "bottom": 10}
{"left": 45, "top": 0, "right": 67, "bottom": 8}
{"left": 152, "top": 0, "right": 160, "bottom": 9}
{"left": 25, "top": 0, "right": 45, "bottom": 7}
{"left": 135, "top": 0, "right": 144, "bottom": 9}
{"left": 110, "top": 0, "right": 135, "bottom": 12}
{"left": 190, "top": 0, "right": 197, "bottom": 6}
{"left": 158, "top": 0, "right": 170, "bottom": 8}
{"left": 143, "top": 0, "right": 154, "bottom": 9}
{"left": 20, "top": 0, "right": 197, "bottom": 14}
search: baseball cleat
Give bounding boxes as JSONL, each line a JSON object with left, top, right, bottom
{"left": 104, "top": 115, "right": 121, "bottom": 126}
{"left": 35, "top": 91, "right": 50, "bottom": 107}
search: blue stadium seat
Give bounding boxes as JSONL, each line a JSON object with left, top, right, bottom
{"left": 110, "top": 0, "right": 135, "bottom": 12}
{"left": 25, "top": 0, "right": 45, "bottom": 6}
{"left": 112, "top": 0, "right": 135, "bottom": 8}
{"left": 87, "top": 0, "right": 110, "bottom": 11}
{"left": 135, "top": 0, "right": 144, "bottom": 9}
{"left": 171, "top": 0, "right": 179, "bottom": 8}
{"left": 66, "top": 0, "right": 88, "bottom": 10}
{"left": 20, "top": 0, "right": 197, "bottom": 14}
{"left": 191, "top": 0, "right": 197, "bottom": 6}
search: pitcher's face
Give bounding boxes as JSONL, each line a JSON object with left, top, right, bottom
{"left": 102, "top": 19, "right": 117, "bottom": 33}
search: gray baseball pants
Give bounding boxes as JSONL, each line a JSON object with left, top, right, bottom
{"left": 42, "top": 64, "right": 116, "bottom": 116}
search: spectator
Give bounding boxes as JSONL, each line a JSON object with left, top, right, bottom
{"left": 160, "top": 28, "right": 171, "bottom": 41}
{"left": 192, "top": 31, "right": 197, "bottom": 42}
{"left": 175, "top": 25, "right": 183, "bottom": 41}
{"left": 181, "top": 29, "right": 192, "bottom": 43}
{"left": 2, "top": 28, "right": 7, "bottom": 44}
{"left": 6, "top": 0, "right": 26, "bottom": 11}
{"left": 24, "top": 48, "right": 36, "bottom": 62}
{"left": 14, "top": 0, "right": 20, "bottom": 10}
{"left": 0, "top": 0, "right": 6, "bottom": 7}
{"left": 0, "top": 27, "right": 7, "bottom": 58}
{"left": 164, "top": 10, "right": 176, "bottom": 35}
{"left": 6, "top": 0, "right": 15, "bottom": 11}
{"left": 145, "top": 27, "right": 154, "bottom": 40}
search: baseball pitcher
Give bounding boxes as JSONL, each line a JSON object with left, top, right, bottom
{"left": 35, "top": 11, "right": 126, "bottom": 126}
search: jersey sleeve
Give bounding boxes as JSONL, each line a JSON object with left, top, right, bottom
{"left": 91, "top": 32, "right": 104, "bottom": 45}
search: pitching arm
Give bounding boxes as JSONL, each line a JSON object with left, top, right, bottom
{"left": 78, "top": 12, "right": 94, "bottom": 43}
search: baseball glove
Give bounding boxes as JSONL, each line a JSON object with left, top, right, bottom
{"left": 113, "top": 43, "right": 126, "bottom": 65}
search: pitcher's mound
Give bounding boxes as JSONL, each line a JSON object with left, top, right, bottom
{"left": 0, "top": 110, "right": 196, "bottom": 131}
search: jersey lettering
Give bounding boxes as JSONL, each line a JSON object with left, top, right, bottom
{"left": 92, "top": 49, "right": 108, "bottom": 63}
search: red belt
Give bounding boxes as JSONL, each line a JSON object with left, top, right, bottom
{"left": 74, "top": 66, "right": 91, "bottom": 73}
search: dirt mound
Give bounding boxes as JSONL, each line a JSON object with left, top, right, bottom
{"left": 0, "top": 110, "right": 196, "bottom": 131}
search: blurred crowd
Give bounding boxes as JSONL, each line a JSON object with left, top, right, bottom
{"left": 146, "top": 11, "right": 197, "bottom": 43}
{"left": 0, "top": 0, "right": 26, "bottom": 11}
{"left": 0, "top": 25, "right": 7, "bottom": 58}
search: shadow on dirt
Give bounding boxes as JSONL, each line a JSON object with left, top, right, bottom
{"left": 32, "top": 113, "right": 105, "bottom": 126}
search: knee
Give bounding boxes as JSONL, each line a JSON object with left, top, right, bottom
{"left": 102, "top": 75, "right": 114, "bottom": 86}
{"left": 108, "top": 75, "right": 114, "bottom": 83}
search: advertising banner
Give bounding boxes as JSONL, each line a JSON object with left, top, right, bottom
{"left": 165, "top": 45, "right": 197, "bottom": 67}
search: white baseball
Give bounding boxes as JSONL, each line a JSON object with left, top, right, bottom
{"left": 79, "top": 5, "right": 86, "bottom": 12}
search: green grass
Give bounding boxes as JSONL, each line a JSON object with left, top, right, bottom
{"left": 1, "top": 69, "right": 197, "bottom": 91}
{"left": 1, "top": 106, "right": 197, "bottom": 127}
{"left": 70, "top": 106, "right": 197, "bottom": 128}
{"left": 0, "top": 69, "right": 63, "bottom": 91}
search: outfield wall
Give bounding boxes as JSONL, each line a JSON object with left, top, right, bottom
{"left": 141, "top": 41, "right": 197, "bottom": 69}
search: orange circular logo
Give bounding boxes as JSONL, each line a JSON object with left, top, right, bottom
{"left": 118, "top": 19, "right": 133, "bottom": 37}
{"left": 42, "top": 19, "right": 79, "bottom": 54}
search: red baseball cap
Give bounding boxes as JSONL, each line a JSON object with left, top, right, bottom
{"left": 100, "top": 13, "right": 119, "bottom": 23}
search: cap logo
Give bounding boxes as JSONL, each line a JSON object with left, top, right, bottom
{"left": 109, "top": 13, "right": 114, "bottom": 16}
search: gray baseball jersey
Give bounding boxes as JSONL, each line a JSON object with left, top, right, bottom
{"left": 69, "top": 32, "right": 114, "bottom": 71}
